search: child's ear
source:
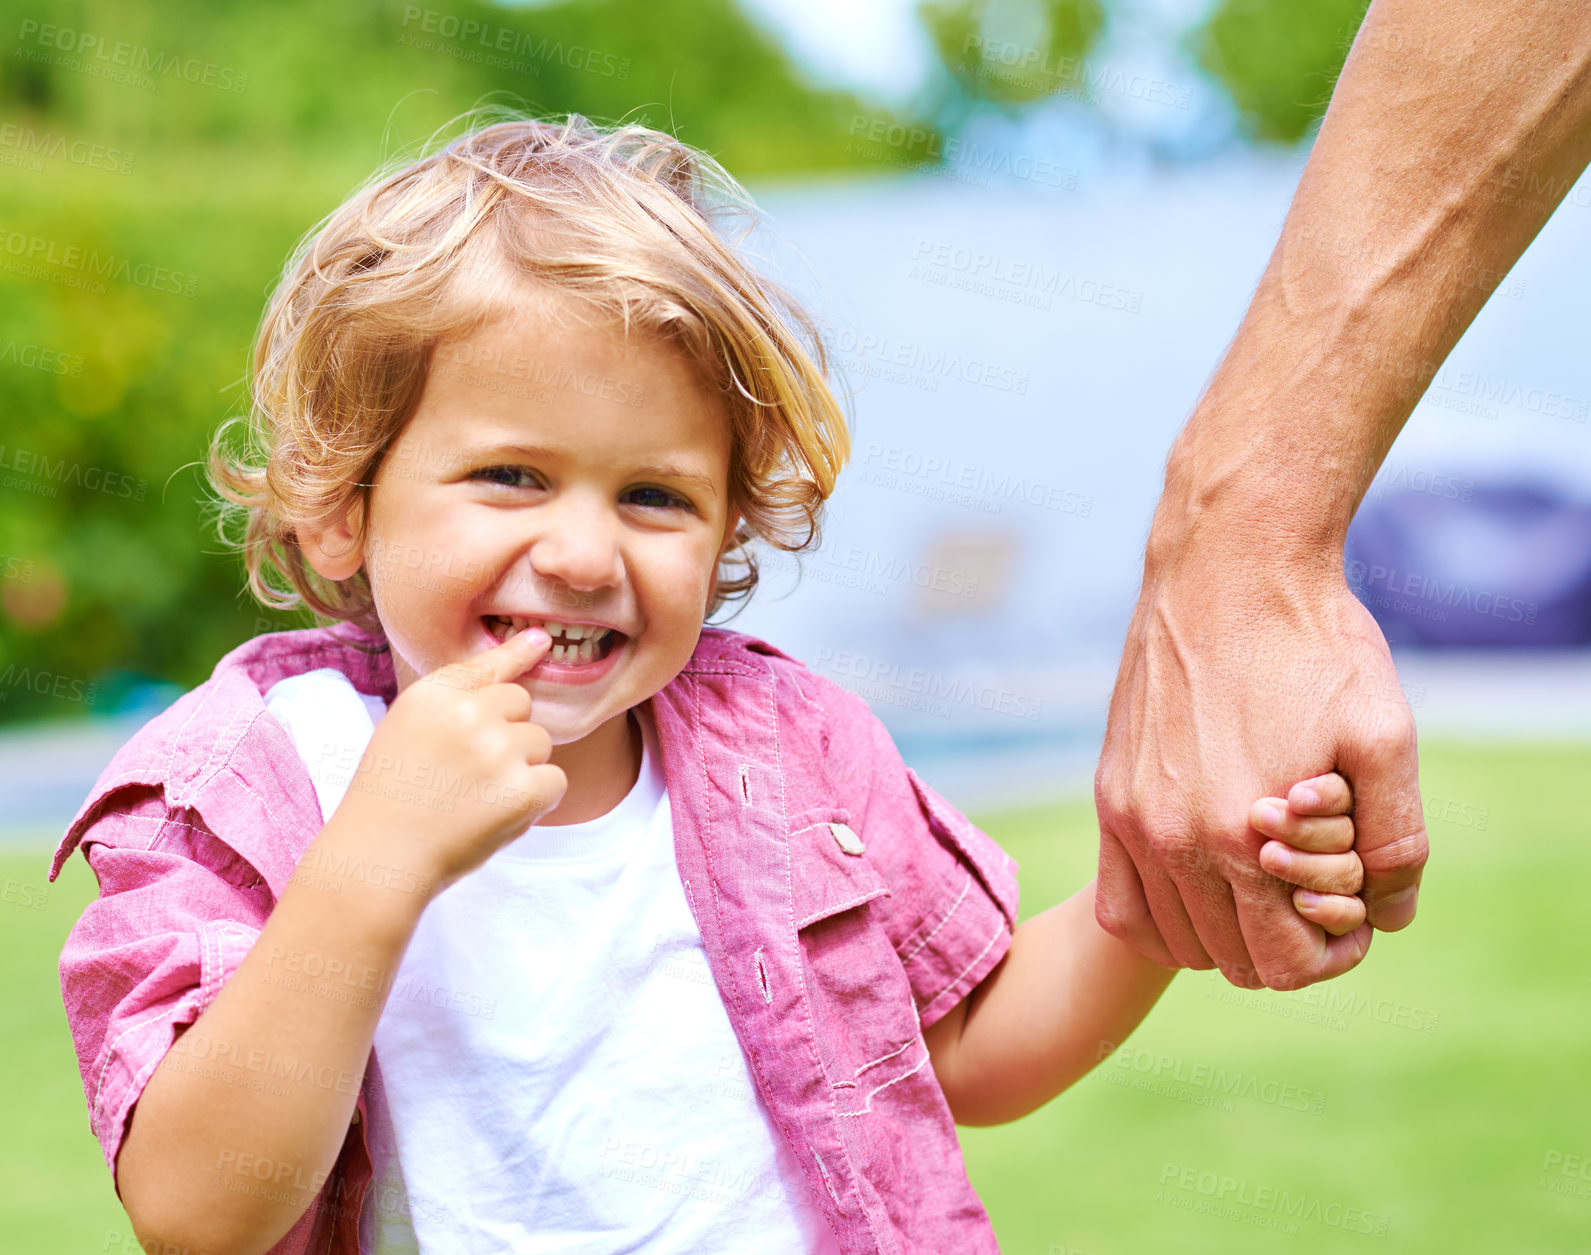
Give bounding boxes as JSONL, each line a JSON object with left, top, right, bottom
{"left": 297, "top": 494, "right": 367, "bottom": 582}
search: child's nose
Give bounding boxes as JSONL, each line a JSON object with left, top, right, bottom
{"left": 527, "top": 498, "right": 623, "bottom": 592}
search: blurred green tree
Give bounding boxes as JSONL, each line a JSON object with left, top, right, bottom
{"left": 0, "top": 0, "right": 935, "bottom": 721}
{"left": 918, "top": 0, "right": 1106, "bottom": 108}
{"left": 1189, "top": 0, "right": 1372, "bottom": 144}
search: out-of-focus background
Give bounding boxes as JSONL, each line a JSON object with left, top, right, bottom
{"left": 3, "top": 1, "right": 1589, "bottom": 1251}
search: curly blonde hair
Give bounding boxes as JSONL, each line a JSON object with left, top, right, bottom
{"left": 207, "top": 110, "right": 850, "bottom": 634}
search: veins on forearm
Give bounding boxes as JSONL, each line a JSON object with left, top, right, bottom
{"left": 1154, "top": 2, "right": 1591, "bottom": 558}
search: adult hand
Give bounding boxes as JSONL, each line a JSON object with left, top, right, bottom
{"left": 1085, "top": 0, "right": 1591, "bottom": 993}
{"left": 1093, "top": 544, "right": 1427, "bottom": 990}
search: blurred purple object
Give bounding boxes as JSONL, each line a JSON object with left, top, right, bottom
{"left": 1344, "top": 479, "right": 1591, "bottom": 646}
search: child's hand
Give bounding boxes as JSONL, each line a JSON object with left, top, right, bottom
{"left": 327, "top": 626, "right": 568, "bottom": 898}
{"left": 1249, "top": 772, "right": 1365, "bottom": 936}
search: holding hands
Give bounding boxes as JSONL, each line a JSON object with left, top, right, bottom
{"left": 1254, "top": 772, "right": 1367, "bottom": 937}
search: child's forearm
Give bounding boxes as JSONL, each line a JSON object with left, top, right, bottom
{"left": 946, "top": 879, "right": 1175, "bottom": 1127}
{"left": 116, "top": 817, "right": 434, "bottom": 1255}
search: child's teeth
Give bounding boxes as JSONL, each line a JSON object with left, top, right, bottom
{"left": 489, "top": 617, "right": 615, "bottom": 655}
{"left": 488, "top": 616, "right": 521, "bottom": 641}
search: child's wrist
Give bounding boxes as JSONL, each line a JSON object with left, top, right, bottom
{"left": 297, "top": 815, "right": 440, "bottom": 927}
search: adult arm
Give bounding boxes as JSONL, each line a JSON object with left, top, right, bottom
{"left": 1095, "top": 0, "right": 1591, "bottom": 989}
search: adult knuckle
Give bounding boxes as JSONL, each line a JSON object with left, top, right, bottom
{"left": 1330, "top": 947, "right": 1369, "bottom": 979}
{"left": 1094, "top": 891, "right": 1149, "bottom": 943}
{"left": 1174, "top": 823, "right": 1250, "bottom": 881}
{"left": 1175, "top": 946, "right": 1218, "bottom": 972}
{"left": 1156, "top": 841, "right": 1209, "bottom": 882}
{"left": 1246, "top": 925, "right": 1329, "bottom": 990}
{"left": 1137, "top": 811, "right": 1196, "bottom": 857}
{"left": 1256, "top": 957, "right": 1316, "bottom": 992}
{"left": 1364, "top": 826, "right": 1429, "bottom": 875}
{"left": 1093, "top": 895, "right": 1132, "bottom": 939}
{"left": 1363, "top": 710, "right": 1418, "bottom": 760}
{"left": 1092, "top": 772, "right": 1133, "bottom": 834}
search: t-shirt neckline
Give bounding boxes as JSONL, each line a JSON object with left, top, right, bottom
{"left": 490, "top": 703, "right": 666, "bottom": 864}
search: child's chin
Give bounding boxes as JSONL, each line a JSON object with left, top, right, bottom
{"left": 536, "top": 710, "right": 599, "bottom": 746}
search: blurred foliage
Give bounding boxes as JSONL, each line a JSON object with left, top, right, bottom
{"left": 1189, "top": 0, "right": 1372, "bottom": 144}
{"left": 919, "top": 0, "right": 1106, "bottom": 108}
{"left": 0, "top": 0, "right": 1397, "bottom": 724}
{"left": 0, "top": 0, "right": 903, "bottom": 169}
{"left": 0, "top": 0, "right": 933, "bottom": 722}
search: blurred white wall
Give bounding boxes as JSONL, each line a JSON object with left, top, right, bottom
{"left": 732, "top": 156, "right": 1591, "bottom": 803}
{"left": 7, "top": 153, "right": 1590, "bottom": 840}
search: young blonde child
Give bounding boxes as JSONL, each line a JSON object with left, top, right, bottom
{"left": 50, "top": 115, "right": 1370, "bottom": 1255}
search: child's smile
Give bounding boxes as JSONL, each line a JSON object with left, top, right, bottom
{"left": 481, "top": 615, "right": 621, "bottom": 671}
{"left": 477, "top": 614, "right": 628, "bottom": 688}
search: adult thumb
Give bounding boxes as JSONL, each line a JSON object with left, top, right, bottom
{"left": 1335, "top": 704, "right": 1428, "bottom": 932}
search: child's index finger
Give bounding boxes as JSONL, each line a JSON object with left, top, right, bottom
{"left": 432, "top": 625, "right": 552, "bottom": 691}
{"left": 476, "top": 624, "right": 553, "bottom": 683}
{"left": 1287, "top": 771, "right": 1353, "bottom": 816}
{"left": 1251, "top": 800, "right": 1355, "bottom": 853}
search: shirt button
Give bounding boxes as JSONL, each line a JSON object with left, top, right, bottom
{"left": 829, "top": 822, "right": 865, "bottom": 855}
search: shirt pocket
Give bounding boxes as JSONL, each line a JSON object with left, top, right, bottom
{"left": 788, "top": 808, "right": 925, "bottom": 1117}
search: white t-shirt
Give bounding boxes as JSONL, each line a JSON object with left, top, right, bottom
{"left": 262, "top": 668, "right": 841, "bottom": 1255}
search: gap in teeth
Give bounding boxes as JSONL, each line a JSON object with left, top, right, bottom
{"left": 488, "top": 616, "right": 612, "bottom": 650}
{"left": 548, "top": 638, "right": 599, "bottom": 664}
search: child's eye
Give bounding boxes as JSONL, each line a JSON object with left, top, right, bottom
{"left": 470, "top": 465, "right": 541, "bottom": 489}
{"left": 625, "top": 485, "right": 691, "bottom": 511}
{"left": 466, "top": 469, "right": 690, "bottom": 511}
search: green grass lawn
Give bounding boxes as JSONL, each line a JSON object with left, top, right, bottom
{"left": 6, "top": 741, "right": 1588, "bottom": 1252}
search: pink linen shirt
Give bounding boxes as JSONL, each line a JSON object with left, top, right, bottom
{"left": 50, "top": 622, "right": 1022, "bottom": 1254}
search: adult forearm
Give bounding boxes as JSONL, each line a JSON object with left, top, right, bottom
{"left": 950, "top": 883, "right": 1175, "bottom": 1127}
{"left": 1153, "top": 0, "right": 1591, "bottom": 566}
{"left": 117, "top": 820, "right": 433, "bottom": 1255}
{"left": 1088, "top": 0, "right": 1580, "bottom": 984}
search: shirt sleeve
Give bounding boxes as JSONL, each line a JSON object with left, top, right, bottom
{"left": 804, "top": 673, "right": 1023, "bottom": 1032}
{"left": 57, "top": 785, "right": 270, "bottom": 1199}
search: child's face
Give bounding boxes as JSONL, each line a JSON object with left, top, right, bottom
{"left": 308, "top": 292, "right": 737, "bottom": 749}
